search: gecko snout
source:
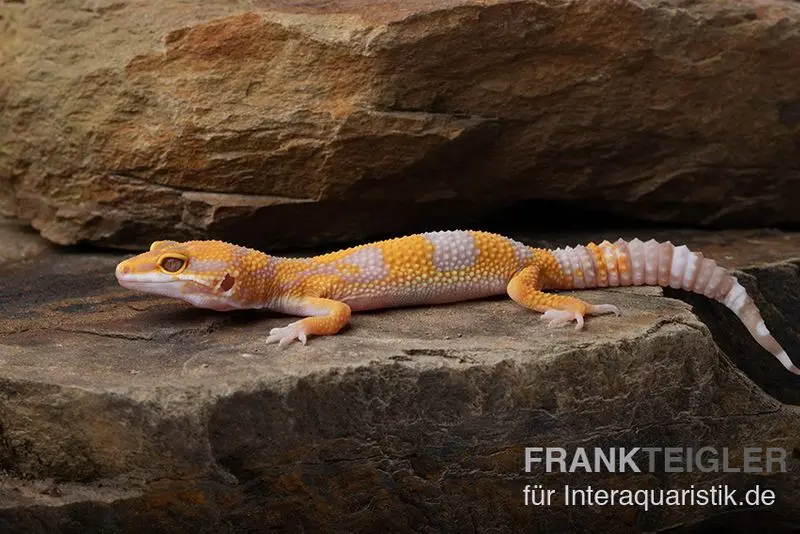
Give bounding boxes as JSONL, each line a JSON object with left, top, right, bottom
{"left": 115, "top": 261, "right": 131, "bottom": 279}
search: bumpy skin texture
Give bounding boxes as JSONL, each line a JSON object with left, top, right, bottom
{"left": 115, "top": 231, "right": 799, "bottom": 375}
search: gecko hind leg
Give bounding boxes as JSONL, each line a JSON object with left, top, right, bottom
{"left": 507, "top": 265, "right": 620, "bottom": 330}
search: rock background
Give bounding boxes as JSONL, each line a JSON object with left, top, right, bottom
{"left": 2, "top": 0, "right": 800, "bottom": 250}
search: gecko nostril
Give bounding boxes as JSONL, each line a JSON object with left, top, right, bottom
{"left": 116, "top": 263, "right": 131, "bottom": 277}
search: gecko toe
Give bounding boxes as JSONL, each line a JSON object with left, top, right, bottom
{"left": 588, "top": 304, "right": 620, "bottom": 316}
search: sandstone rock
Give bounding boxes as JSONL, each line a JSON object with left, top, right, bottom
{"left": 0, "top": 218, "right": 52, "bottom": 265}
{"left": 0, "top": 224, "right": 798, "bottom": 531}
{"left": 1, "top": 0, "right": 800, "bottom": 249}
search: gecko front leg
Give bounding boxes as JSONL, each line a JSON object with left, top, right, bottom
{"left": 266, "top": 296, "right": 352, "bottom": 347}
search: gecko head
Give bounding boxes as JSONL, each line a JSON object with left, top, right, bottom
{"left": 115, "top": 239, "right": 260, "bottom": 311}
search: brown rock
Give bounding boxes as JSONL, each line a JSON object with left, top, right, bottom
{"left": 0, "top": 218, "right": 52, "bottom": 265}
{"left": 1, "top": 0, "right": 800, "bottom": 249}
{"left": 0, "top": 223, "right": 798, "bottom": 531}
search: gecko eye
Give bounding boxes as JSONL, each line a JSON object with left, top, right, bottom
{"left": 158, "top": 255, "right": 187, "bottom": 274}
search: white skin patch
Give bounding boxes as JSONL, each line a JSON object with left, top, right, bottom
{"left": 575, "top": 245, "right": 596, "bottom": 288}
{"left": 681, "top": 251, "right": 700, "bottom": 290}
{"left": 563, "top": 247, "right": 584, "bottom": 288}
{"left": 643, "top": 239, "right": 659, "bottom": 285}
{"left": 337, "top": 246, "right": 390, "bottom": 283}
{"left": 627, "top": 238, "right": 646, "bottom": 285}
{"left": 508, "top": 238, "right": 533, "bottom": 266}
{"left": 297, "top": 246, "right": 390, "bottom": 283}
{"left": 552, "top": 248, "right": 573, "bottom": 284}
{"left": 422, "top": 231, "right": 478, "bottom": 271}
{"left": 693, "top": 258, "right": 716, "bottom": 293}
{"left": 552, "top": 246, "right": 589, "bottom": 288}
{"left": 756, "top": 321, "right": 769, "bottom": 337}
{"left": 553, "top": 246, "right": 606, "bottom": 289}
{"left": 552, "top": 248, "right": 571, "bottom": 283}
{"left": 723, "top": 282, "right": 748, "bottom": 313}
{"left": 669, "top": 245, "right": 689, "bottom": 289}
{"left": 703, "top": 267, "right": 725, "bottom": 298}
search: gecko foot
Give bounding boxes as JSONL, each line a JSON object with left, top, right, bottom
{"left": 540, "top": 304, "right": 620, "bottom": 331}
{"left": 266, "top": 321, "right": 308, "bottom": 348}
{"left": 541, "top": 310, "right": 585, "bottom": 330}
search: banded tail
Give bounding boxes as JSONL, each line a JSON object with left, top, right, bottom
{"left": 550, "top": 238, "right": 799, "bottom": 376}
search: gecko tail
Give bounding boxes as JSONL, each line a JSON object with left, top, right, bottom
{"left": 550, "top": 238, "right": 799, "bottom": 376}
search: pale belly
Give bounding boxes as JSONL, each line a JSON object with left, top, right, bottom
{"left": 339, "top": 277, "right": 512, "bottom": 312}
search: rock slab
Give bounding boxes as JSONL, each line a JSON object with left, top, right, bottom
{"left": 0, "top": 225, "right": 799, "bottom": 532}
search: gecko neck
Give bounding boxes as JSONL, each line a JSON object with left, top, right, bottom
{"left": 252, "top": 254, "right": 315, "bottom": 307}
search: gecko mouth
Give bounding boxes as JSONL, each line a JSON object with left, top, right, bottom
{"left": 115, "top": 265, "right": 219, "bottom": 303}
{"left": 115, "top": 262, "right": 185, "bottom": 293}
{"left": 115, "top": 267, "right": 166, "bottom": 287}
{"left": 116, "top": 276, "right": 185, "bottom": 298}
{"left": 116, "top": 278, "right": 169, "bottom": 290}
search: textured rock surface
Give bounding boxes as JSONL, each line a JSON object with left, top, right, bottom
{"left": 2, "top": 0, "right": 800, "bottom": 249}
{"left": 0, "top": 223, "right": 798, "bottom": 532}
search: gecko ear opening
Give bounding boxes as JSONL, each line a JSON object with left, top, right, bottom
{"left": 219, "top": 273, "right": 235, "bottom": 292}
{"left": 157, "top": 254, "right": 188, "bottom": 274}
